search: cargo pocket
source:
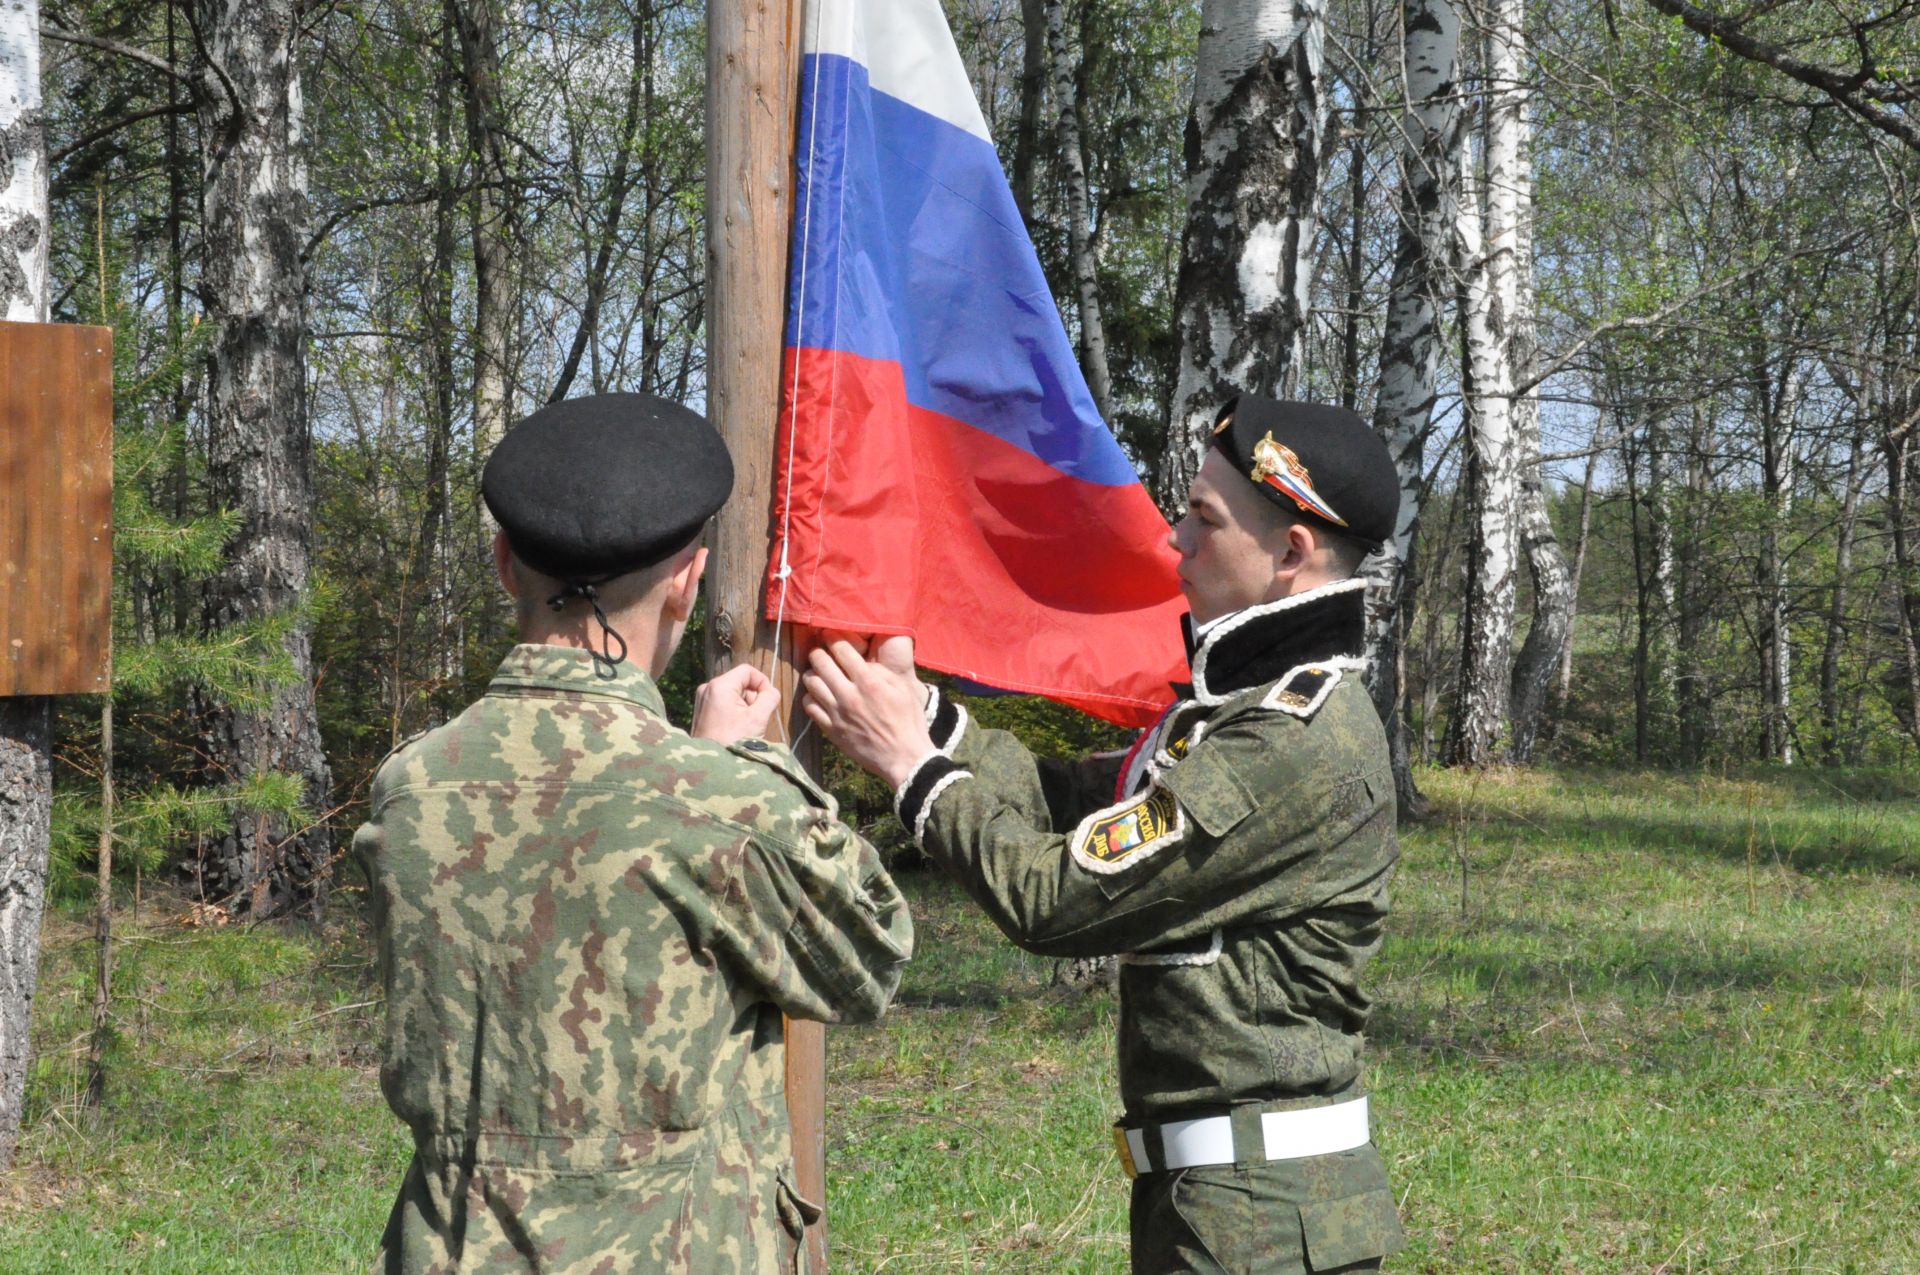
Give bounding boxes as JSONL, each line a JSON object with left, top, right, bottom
{"left": 1155, "top": 1166, "right": 1250, "bottom": 1273}
{"left": 775, "top": 1167, "right": 823, "bottom": 1273}
{"left": 1160, "top": 744, "right": 1256, "bottom": 839}
{"left": 1298, "top": 1186, "right": 1405, "bottom": 1271}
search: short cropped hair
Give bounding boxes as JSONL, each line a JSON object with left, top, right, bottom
{"left": 508, "top": 542, "right": 690, "bottom": 630}
{"left": 1247, "top": 498, "right": 1376, "bottom": 579}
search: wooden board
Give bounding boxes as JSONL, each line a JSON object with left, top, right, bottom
{"left": 0, "top": 321, "right": 114, "bottom": 698}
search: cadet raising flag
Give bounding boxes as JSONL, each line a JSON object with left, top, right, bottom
{"left": 770, "top": 0, "right": 1187, "bottom": 728}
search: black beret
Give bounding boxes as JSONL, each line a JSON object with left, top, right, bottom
{"left": 1208, "top": 395, "right": 1398, "bottom": 549}
{"left": 482, "top": 392, "right": 734, "bottom": 580}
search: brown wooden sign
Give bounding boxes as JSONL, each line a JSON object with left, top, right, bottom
{"left": 0, "top": 321, "right": 114, "bottom": 698}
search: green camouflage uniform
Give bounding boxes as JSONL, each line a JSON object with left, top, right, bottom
{"left": 895, "top": 580, "right": 1404, "bottom": 1273}
{"left": 355, "top": 644, "right": 913, "bottom": 1275}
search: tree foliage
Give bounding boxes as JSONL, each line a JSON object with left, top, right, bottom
{"left": 23, "top": 0, "right": 1920, "bottom": 919}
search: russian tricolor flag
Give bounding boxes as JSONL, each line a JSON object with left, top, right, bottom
{"left": 771, "top": 0, "right": 1187, "bottom": 727}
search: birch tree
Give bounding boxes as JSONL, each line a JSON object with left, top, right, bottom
{"left": 192, "top": 0, "right": 334, "bottom": 917}
{"left": 1818, "top": 422, "right": 1869, "bottom": 762}
{"left": 1365, "top": 0, "right": 1462, "bottom": 813}
{"left": 1499, "top": 1, "right": 1571, "bottom": 765}
{"left": 1157, "top": 0, "right": 1329, "bottom": 507}
{"left": 0, "top": 0, "right": 49, "bottom": 1171}
{"left": 1886, "top": 424, "right": 1920, "bottom": 750}
{"left": 1441, "top": 9, "right": 1522, "bottom": 768}
{"left": 1755, "top": 355, "right": 1801, "bottom": 765}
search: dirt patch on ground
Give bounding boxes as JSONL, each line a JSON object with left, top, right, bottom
{"left": 0, "top": 1162, "right": 81, "bottom": 1217}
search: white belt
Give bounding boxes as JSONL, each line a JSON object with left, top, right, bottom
{"left": 1114, "top": 1097, "right": 1370, "bottom": 1178}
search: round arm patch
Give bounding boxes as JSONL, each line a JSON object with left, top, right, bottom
{"left": 1070, "top": 785, "right": 1186, "bottom": 875}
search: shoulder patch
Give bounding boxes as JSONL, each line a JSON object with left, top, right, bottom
{"left": 1261, "top": 664, "right": 1343, "bottom": 720}
{"left": 1070, "top": 785, "right": 1186, "bottom": 875}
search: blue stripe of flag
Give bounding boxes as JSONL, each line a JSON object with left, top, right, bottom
{"left": 785, "top": 52, "right": 1139, "bottom": 489}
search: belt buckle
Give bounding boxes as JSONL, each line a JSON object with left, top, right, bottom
{"left": 1112, "top": 1127, "right": 1139, "bottom": 1180}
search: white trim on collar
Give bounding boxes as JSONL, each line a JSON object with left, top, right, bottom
{"left": 1189, "top": 577, "right": 1370, "bottom": 706}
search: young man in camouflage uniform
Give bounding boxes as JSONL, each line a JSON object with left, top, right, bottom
{"left": 803, "top": 395, "right": 1406, "bottom": 1273}
{"left": 356, "top": 393, "right": 913, "bottom": 1275}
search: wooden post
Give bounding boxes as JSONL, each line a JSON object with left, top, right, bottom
{"left": 703, "top": 2, "right": 825, "bottom": 1270}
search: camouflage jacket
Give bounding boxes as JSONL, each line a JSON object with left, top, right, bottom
{"left": 355, "top": 645, "right": 913, "bottom": 1275}
{"left": 895, "top": 580, "right": 1402, "bottom": 1255}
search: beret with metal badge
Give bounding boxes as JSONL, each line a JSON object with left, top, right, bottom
{"left": 482, "top": 391, "right": 734, "bottom": 582}
{"left": 1209, "top": 394, "right": 1399, "bottom": 549}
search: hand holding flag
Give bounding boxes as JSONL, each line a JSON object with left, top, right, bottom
{"left": 803, "top": 635, "right": 932, "bottom": 789}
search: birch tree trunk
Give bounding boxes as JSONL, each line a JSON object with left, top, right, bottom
{"left": 1046, "top": 0, "right": 1114, "bottom": 421}
{"left": 1647, "top": 409, "right": 1678, "bottom": 643}
{"left": 1886, "top": 429, "right": 1920, "bottom": 750}
{"left": 1365, "top": 0, "right": 1462, "bottom": 817}
{"left": 1441, "top": 83, "right": 1520, "bottom": 768}
{"left": 193, "top": 0, "right": 335, "bottom": 918}
{"left": 1818, "top": 424, "right": 1867, "bottom": 762}
{"left": 410, "top": 25, "right": 459, "bottom": 705}
{"left": 1672, "top": 402, "right": 1714, "bottom": 762}
{"left": 1551, "top": 426, "right": 1597, "bottom": 706}
{"left": 0, "top": 0, "right": 50, "bottom": 1170}
{"left": 1757, "top": 362, "right": 1800, "bottom": 765}
{"left": 448, "top": 0, "right": 518, "bottom": 456}
{"left": 1508, "top": 470, "right": 1571, "bottom": 760}
{"left": 1495, "top": 2, "right": 1570, "bottom": 761}
{"left": 1157, "top": 0, "right": 1329, "bottom": 508}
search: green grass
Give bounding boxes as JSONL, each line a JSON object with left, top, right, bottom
{"left": 3, "top": 917, "right": 404, "bottom": 1274}
{"left": 6, "top": 765, "right": 1919, "bottom": 1272}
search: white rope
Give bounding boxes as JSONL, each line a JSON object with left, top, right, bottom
{"left": 769, "top": 0, "right": 830, "bottom": 741}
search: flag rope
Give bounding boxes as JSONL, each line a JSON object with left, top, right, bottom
{"left": 769, "top": 0, "right": 827, "bottom": 745}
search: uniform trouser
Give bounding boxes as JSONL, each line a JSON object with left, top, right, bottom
{"left": 1128, "top": 1143, "right": 1403, "bottom": 1274}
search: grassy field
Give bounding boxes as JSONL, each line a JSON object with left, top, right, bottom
{"left": 3, "top": 765, "right": 1917, "bottom": 1273}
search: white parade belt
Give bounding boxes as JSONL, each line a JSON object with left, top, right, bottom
{"left": 1114, "top": 1097, "right": 1370, "bottom": 1178}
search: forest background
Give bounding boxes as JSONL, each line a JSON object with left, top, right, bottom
{"left": 1, "top": 0, "right": 1919, "bottom": 1268}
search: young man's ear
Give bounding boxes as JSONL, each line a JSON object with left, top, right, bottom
{"left": 665, "top": 545, "right": 709, "bottom": 621}
{"left": 1276, "top": 520, "right": 1317, "bottom": 574}
{"left": 493, "top": 530, "right": 520, "bottom": 600}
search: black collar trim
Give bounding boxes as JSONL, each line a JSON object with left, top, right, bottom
{"left": 1185, "top": 578, "right": 1369, "bottom": 705}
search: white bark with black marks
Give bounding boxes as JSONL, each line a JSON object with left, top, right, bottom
{"left": 0, "top": 695, "right": 48, "bottom": 1170}
{"left": 1555, "top": 435, "right": 1601, "bottom": 707}
{"left": 1492, "top": 0, "right": 1570, "bottom": 763}
{"left": 1046, "top": 0, "right": 1114, "bottom": 422}
{"left": 193, "top": 0, "right": 334, "bottom": 917}
{"left": 1, "top": 0, "right": 45, "bottom": 320}
{"left": 1758, "top": 364, "right": 1801, "bottom": 766}
{"left": 0, "top": 0, "right": 50, "bottom": 1172}
{"left": 1364, "top": 0, "right": 1462, "bottom": 815}
{"left": 1886, "top": 431, "right": 1920, "bottom": 750}
{"left": 1443, "top": 80, "right": 1520, "bottom": 768}
{"left": 1819, "top": 424, "right": 1868, "bottom": 761}
{"left": 1159, "top": 0, "right": 1328, "bottom": 509}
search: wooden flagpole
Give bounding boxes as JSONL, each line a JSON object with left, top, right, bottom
{"left": 703, "top": 1, "right": 827, "bottom": 1270}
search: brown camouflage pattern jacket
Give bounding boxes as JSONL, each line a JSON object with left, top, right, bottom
{"left": 355, "top": 645, "right": 912, "bottom": 1275}
{"left": 892, "top": 579, "right": 1404, "bottom": 1267}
